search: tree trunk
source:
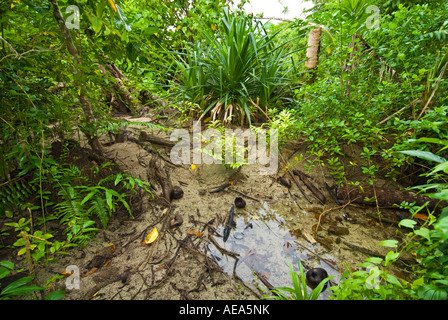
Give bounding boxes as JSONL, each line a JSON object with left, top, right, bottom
{"left": 304, "top": 27, "right": 322, "bottom": 83}
{"left": 97, "top": 61, "right": 139, "bottom": 114}
{"left": 342, "top": 33, "right": 361, "bottom": 98}
{"left": 49, "top": 0, "right": 102, "bottom": 153}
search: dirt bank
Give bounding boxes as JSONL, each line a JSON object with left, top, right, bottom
{"left": 3, "top": 118, "right": 417, "bottom": 300}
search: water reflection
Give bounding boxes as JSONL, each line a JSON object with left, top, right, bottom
{"left": 207, "top": 201, "right": 339, "bottom": 299}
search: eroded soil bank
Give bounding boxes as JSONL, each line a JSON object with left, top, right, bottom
{"left": 2, "top": 117, "right": 417, "bottom": 300}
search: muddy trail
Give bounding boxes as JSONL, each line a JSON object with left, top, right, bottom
{"left": 3, "top": 116, "right": 421, "bottom": 300}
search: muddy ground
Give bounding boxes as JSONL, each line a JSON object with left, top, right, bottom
{"left": 2, "top": 116, "right": 418, "bottom": 300}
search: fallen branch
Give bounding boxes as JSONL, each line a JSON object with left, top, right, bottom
{"left": 293, "top": 170, "right": 326, "bottom": 204}
{"left": 278, "top": 154, "right": 311, "bottom": 203}
{"left": 209, "top": 183, "right": 231, "bottom": 194}
{"left": 228, "top": 188, "right": 261, "bottom": 202}
{"left": 208, "top": 235, "right": 240, "bottom": 260}
{"left": 139, "top": 131, "right": 175, "bottom": 148}
{"left": 325, "top": 182, "right": 341, "bottom": 205}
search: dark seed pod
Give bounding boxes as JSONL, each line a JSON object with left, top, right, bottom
{"left": 234, "top": 197, "right": 246, "bottom": 209}
{"left": 170, "top": 186, "right": 184, "bottom": 201}
{"left": 306, "top": 267, "right": 329, "bottom": 290}
{"left": 169, "top": 213, "right": 183, "bottom": 228}
{"left": 279, "top": 176, "right": 291, "bottom": 189}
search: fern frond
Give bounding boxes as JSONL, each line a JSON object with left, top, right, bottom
{"left": 0, "top": 178, "right": 37, "bottom": 213}
{"left": 95, "top": 118, "right": 167, "bottom": 137}
{"left": 56, "top": 185, "right": 85, "bottom": 222}
{"left": 86, "top": 195, "right": 110, "bottom": 229}
{"left": 124, "top": 120, "right": 167, "bottom": 132}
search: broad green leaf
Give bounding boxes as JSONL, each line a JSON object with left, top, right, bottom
{"left": 13, "top": 238, "right": 25, "bottom": 247}
{"left": 0, "top": 261, "right": 14, "bottom": 270}
{"left": 365, "top": 257, "right": 384, "bottom": 264}
{"left": 398, "top": 219, "right": 417, "bottom": 229}
{"left": 418, "top": 284, "right": 447, "bottom": 300}
{"left": 398, "top": 150, "right": 446, "bottom": 163}
{"left": 18, "top": 247, "right": 27, "bottom": 256}
{"left": 45, "top": 290, "right": 65, "bottom": 300}
{"left": 434, "top": 279, "right": 448, "bottom": 286}
{"left": 1, "top": 285, "right": 45, "bottom": 296}
{"left": 377, "top": 239, "right": 398, "bottom": 248}
{"left": 414, "top": 227, "right": 431, "bottom": 241}
{"left": 434, "top": 216, "right": 448, "bottom": 240}
{"left": 416, "top": 137, "right": 448, "bottom": 145}
{"left": 91, "top": 16, "right": 103, "bottom": 33}
{"left": 426, "top": 191, "right": 448, "bottom": 201}
{"left": 0, "top": 268, "right": 10, "bottom": 280}
{"left": 429, "top": 161, "right": 448, "bottom": 175}
{"left": 384, "top": 251, "right": 400, "bottom": 266}
{"left": 412, "top": 276, "right": 425, "bottom": 289}
{"left": 1, "top": 276, "right": 35, "bottom": 295}
{"left": 385, "top": 273, "right": 402, "bottom": 287}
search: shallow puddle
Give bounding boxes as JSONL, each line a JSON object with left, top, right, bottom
{"left": 207, "top": 200, "right": 340, "bottom": 299}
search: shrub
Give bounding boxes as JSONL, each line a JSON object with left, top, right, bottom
{"left": 171, "top": 7, "right": 304, "bottom": 125}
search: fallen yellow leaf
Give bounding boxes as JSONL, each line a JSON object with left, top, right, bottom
{"left": 108, "top": 0, "right": 117, "bottom": 12}
{"left": 145, "top": 227, "right": 158, "bottom": 244}
{"left": 190, "top": 164, "right": 196, "bottom": 171}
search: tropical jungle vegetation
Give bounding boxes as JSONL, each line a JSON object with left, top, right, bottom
{"left": 0, "top": 0, "right": 447, "bottom": 301}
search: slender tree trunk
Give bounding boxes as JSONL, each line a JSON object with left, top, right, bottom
{"left": 342, "top": 33, "right": 360, "bottom": 98}
{"left": 49, "top": 0, "right": 102, "bottom": 152}
{"left": 96, "top": 62, "right": 138, "bottom": 113}
{"left": 304, "top": 27, "right": 322, "bottom": 83}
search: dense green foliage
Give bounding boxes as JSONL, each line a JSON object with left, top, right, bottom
{"left": 170, "top": 8, "right": 304, "bottom": 125}
{"left": 0, "top": 0, "right": 447, "bottom": 299}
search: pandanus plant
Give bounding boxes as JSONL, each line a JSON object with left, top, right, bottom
{"left": 172, "top": 8, "right": 305, "bottom": 125}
